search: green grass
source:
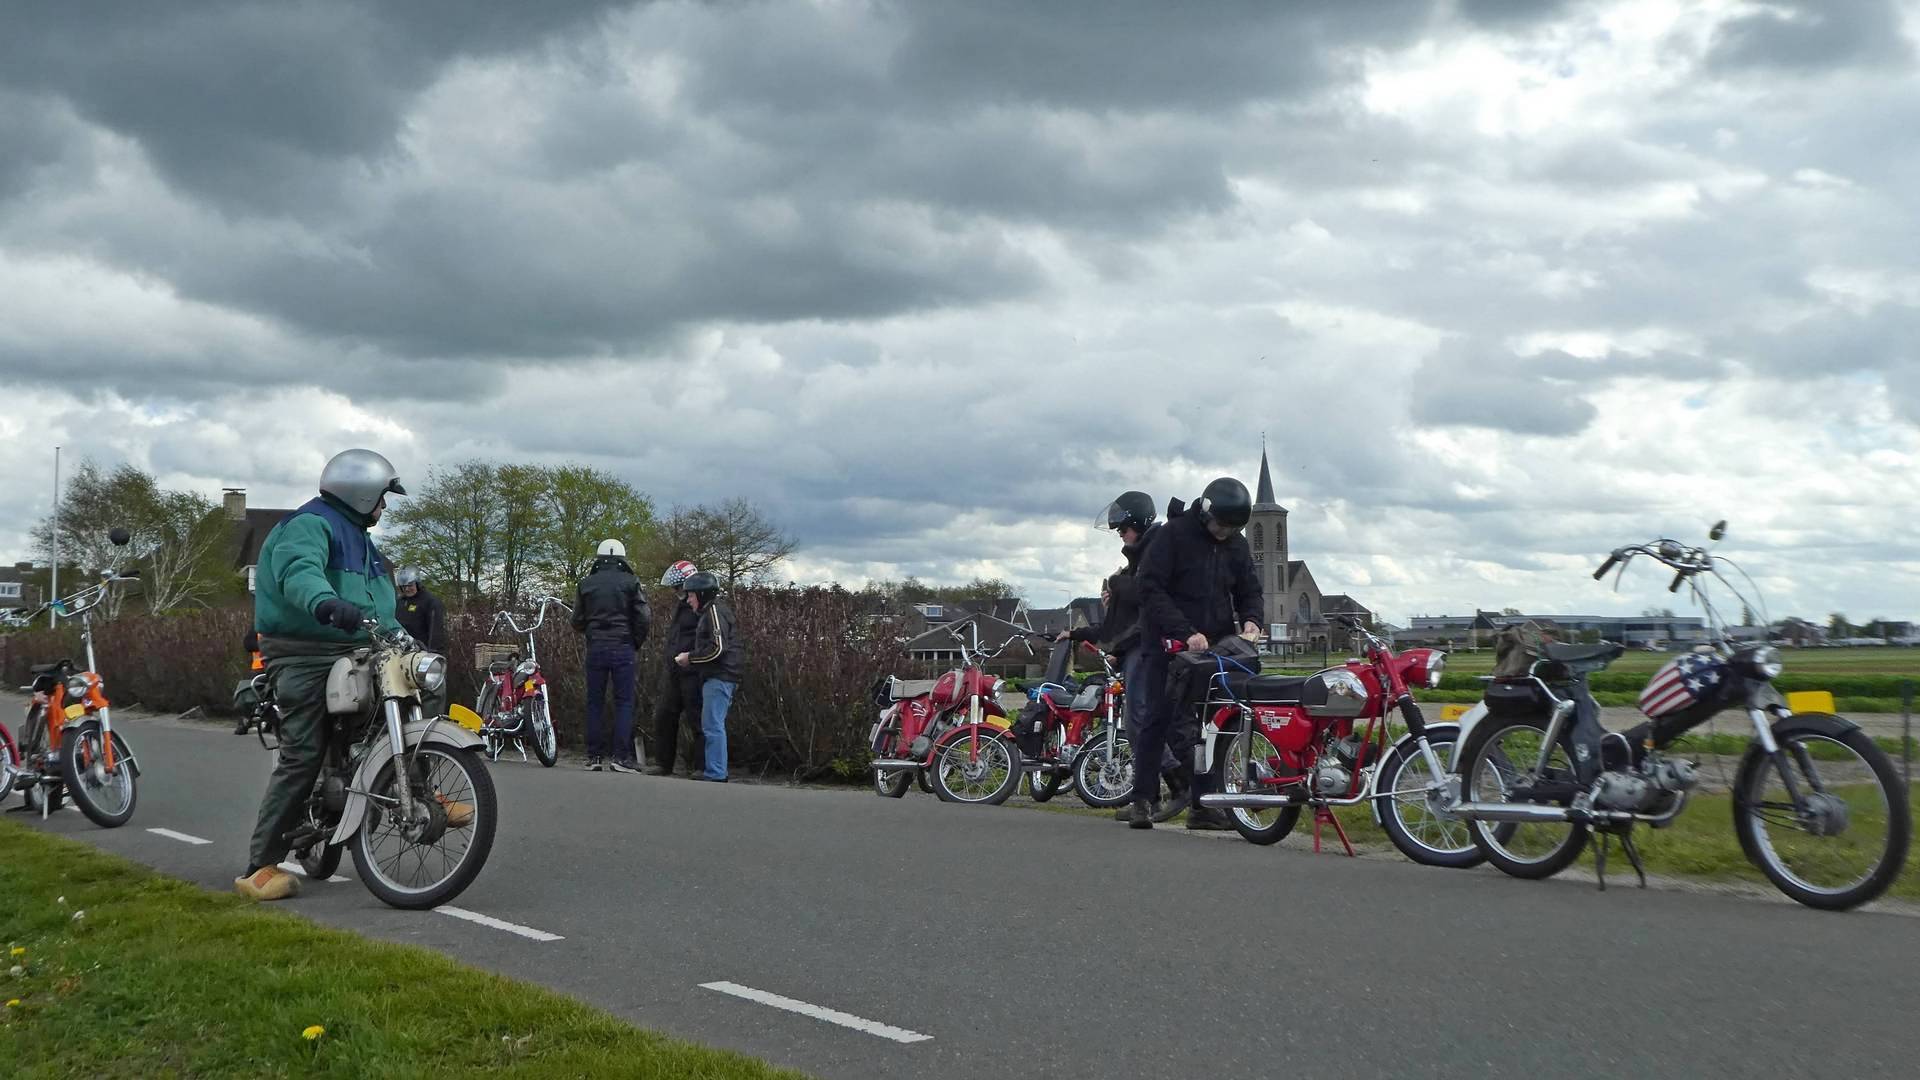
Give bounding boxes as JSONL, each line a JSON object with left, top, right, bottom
{"left": 0, "top": 820, "right": 805, "bottom": 1079}
{"left": 1318, "top": 787, "right": 1919, "bottom": 902}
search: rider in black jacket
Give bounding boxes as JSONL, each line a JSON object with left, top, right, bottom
{"left": 572, "top": 541, "right": 651, "bottom": 772}
{"left": 677, "top": 571, "right": 743, "bottom": 782}
{"left": 650, "top": 560, "right": 706, "bottom": 776}
{"left": 1067, "top": 491, "right": 1184, "bottom": 821}
{"left": 1131, "top": 478, "right": 1264, "bottom": 830}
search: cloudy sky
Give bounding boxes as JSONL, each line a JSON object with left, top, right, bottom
{"left": 2, "top": 0, "right": 1917, "bottom": 624}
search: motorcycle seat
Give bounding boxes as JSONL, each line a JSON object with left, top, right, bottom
{"left": 1543, "top": 642, "right": 1625, "bottom": 664}
{"left": 1038, "top": 684, "right": 1077, "bottom": 706}
{"left": 887, "top": 678, "right": 939, "bottom": 700}
{"left": 30, "top": 661, "right": 68, "bottom": 676}
{"left": 1219, "top": 672, "right": 1309, "bottom": 702}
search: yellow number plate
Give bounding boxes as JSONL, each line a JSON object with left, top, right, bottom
{"left": 1786, "top": 691, "right": 1837, "bottom": 715}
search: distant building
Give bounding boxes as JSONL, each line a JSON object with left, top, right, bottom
{"left": 0, "top": 562, "right": 47, "bottom": 615}
{"left": 1405, "top": 611, "right": 1709, "bottom": 650}
{"left": 1248, "top": 445, "right": 1366, "bottom": 655}
{"left": 219, "top": 488, "right": 296, "bottom": 594}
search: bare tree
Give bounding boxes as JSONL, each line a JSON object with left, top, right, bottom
{"left": 141, "top": 490, "right": 227, "bottom": 612}
{"left": 32, "top": 460, "right": 224, "bottom": 615}
{"left": 680, "top": 498, "right": 797, "bottom": 590}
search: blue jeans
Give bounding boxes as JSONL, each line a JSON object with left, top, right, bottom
{"left": 700, "top": 678, "right": 736, "bottom": 779}
{"left": 1126, "top": 647, "right": 1174, "bottom": 803}
{"left": 584, "top": 645, "right": 636, "bottom": 762}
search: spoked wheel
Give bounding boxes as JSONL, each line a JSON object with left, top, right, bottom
{"left": 1029, "top": 767, "right": 1067, "bottom": 803}
{"left": 350, "top": 746, "right": 498, "bottom": 910}
{"left": 529, "top": 694, "right": 558, "bottom": 768}
{"left": 1375, "top": 727, "right": 1484, "bottom": 868}
{"left": 874, "top": 766, "right": 913, "bottom": 798}
{"left": 0, "top": 722, "right": 19, "bottom": 804}
{"left": 930, "top": 732, "right": 1022, "bottom": 805}
{"left": 1073, "top": 733, "right": 1135, "bottom": 809}
{"left": 59, "top": 722, "right": 138, "bottom": 828}
{"left": 1462, "top": 715, "right": 1588, "bottom": 879}
{"left": 1221, "top": 729, "right": 1300, "bottom": 846}
{"left": 1733, "top": 717, "right": 1911, "bottom": 910}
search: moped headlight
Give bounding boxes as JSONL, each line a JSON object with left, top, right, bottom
{"left": 1426, "top": 652, "right": 1447, "bottom": 689}
{"left": 64, "top": 674, "right": 91, "bottom": 700}
{"left": 412, "top": 653, "right": 448, "bottom": 693}
{"left": 1745, "top": 645, "right": 1783, "bottom": 680}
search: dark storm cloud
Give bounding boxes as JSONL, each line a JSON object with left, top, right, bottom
{"left": 1409, "top": 345, "right": 1600, "bottom": 436}
{"left": 1705, "top": 0, "right": 1916, "bottom": 73}
{"left": 0, "top": 0, "right": 622, "bottom": 214}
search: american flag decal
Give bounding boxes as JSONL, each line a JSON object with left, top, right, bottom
{"left": 1638, "top": 652, "right": 1725, "bottom": 718}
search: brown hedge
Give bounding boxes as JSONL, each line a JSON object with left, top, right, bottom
{"left": 0, "top": 587, "right": 908, "bottom": 782}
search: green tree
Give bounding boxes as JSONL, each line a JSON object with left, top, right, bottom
{"left": 1828, "top": 612, "right": 1851, "bottom": 639}
{"left": 494, "top": 464, "right": 549, "bottom": 606}
{"left": 530, "top": 464, "right": 656, "bottom": 595}
{"left": 383, "top": 461, "right": 501, "bottom": 602}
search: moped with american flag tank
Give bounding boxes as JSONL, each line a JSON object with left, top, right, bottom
{"left": 1444, "top": 522, "right": 1908, "bottom": 910}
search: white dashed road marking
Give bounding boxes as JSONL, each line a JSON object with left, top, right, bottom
{"left": 700, "top": 981, "right": 933, "bottom": 1044}
{"left": 437, "top": 906, "right": 565, "bottom": 942}
{"left": 147, "top": 827, "right": 212, "bottom": 845}
{"left": 277, "top": 860, "right": 350, "bottom": 885}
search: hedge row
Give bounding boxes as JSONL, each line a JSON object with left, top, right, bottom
{"left": 0, "top": 587, "right": 911, "bottom": 781}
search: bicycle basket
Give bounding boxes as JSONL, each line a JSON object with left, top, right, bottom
{"left": 473, "top": 642, "right": 521, "bottom": 673}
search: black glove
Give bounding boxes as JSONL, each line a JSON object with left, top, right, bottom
{"left": 314, "top": 597, "right": 366, "bottom": 632}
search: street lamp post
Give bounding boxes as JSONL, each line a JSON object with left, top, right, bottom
{"left": 49, "top": 445, "right": 60, "bottom": 628}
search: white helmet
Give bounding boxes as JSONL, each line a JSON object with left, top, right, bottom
{"left": 597, "top": 539, "right": 626, "bottom": 558}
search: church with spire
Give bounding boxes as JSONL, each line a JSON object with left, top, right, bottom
{"left": 1246, "top": 442, "right": 1368, "bottom": 654}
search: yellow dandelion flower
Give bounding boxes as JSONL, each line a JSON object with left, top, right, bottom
{"left": 5, "top": 999, "right": 20, "bottom": 1008}
{"left": 7, "top": 948, "right": 22, "bottom": 958}
{"left": 303, "top": 1025, "right": 326, "bottom": 1041}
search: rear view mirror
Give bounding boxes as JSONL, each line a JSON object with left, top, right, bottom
{"left": 108, "top": 527, "right": 131, "bottom": 546}
{"left": 1709, "top": 521, "right": 1727, "bottom": 542}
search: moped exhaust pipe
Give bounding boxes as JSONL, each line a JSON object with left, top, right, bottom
{"left": 869, "top": 759, "right": 923, "bottom": 771}
{"left": 1448, "top": 801, "right": 1574, "bottom": 823}
{"left": 1199, "top": 793, "right": 1302, "bottom": 810}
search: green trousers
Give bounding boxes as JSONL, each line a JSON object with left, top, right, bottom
{"left": 246, "top": 653, "right": 339, "bottom": 873}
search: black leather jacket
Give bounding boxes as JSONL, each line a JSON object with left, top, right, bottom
{"left": 571, "top": 557, "right": 651, "bottom": 650}
{"left": 1136, "top": 510, "right": 1263, "bottom": 644}
{"left": 689, "top": 599, "right": 744, "bottom": 682}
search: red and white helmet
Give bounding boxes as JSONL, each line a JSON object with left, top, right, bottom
{"left": 660, "top": 560, "right": 698, "bottom": 588}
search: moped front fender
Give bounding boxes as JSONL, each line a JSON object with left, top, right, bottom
{"left": 329, "top": 717, "right": 486, "bottom": 846}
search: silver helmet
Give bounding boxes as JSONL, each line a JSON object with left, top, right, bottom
{"left": 394, "top": 566, "right": 424, "bottom": 588}
{"left": 319, "top": 449, "right": 407, "bottom": 516}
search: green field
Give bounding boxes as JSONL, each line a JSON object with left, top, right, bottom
{"left": 0, "top": 821, "right": 800, "bottom": 1079}
{"left": 1428, "top": 645, "right": 1920, "bottom": 679}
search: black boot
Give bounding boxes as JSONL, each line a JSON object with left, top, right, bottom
{"left": 1115, "top": 801, "right": 1159, "bottom": 822}
{"left": 1185, "top": 806, "right": 1233, "bottom": 831}
{"left": 1153, "top": 765, "right": 1193, "bottom": 823}
{"left": 1127, "top": 800, "right": 1155, "bottom": 829}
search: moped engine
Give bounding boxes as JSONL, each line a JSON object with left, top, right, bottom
{"left": 1311, "top": 762, "right": 1352, "bottom": 796}
{"left": 321, "top": 773, "right": 349, "bottom": 817}
{"left": 1593, "top": 757, "right": 1698, "bottom": 812}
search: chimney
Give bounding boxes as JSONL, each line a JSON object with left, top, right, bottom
{"left": 223, "top": 488, "right": 247, "bottom": 522}
{"left": 13, "top": 562, "right": 29, "bottom": 573}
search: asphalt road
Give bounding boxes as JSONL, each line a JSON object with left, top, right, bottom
{"left": 8, "top": 693, "right": 1919, "bottom": 1080}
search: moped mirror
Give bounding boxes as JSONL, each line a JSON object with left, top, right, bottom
{"left": 1709, "top": 520, "right": 1727, "bottom": 542}
{"left": 108, "top": 527, "right": 131, "bottom": 546}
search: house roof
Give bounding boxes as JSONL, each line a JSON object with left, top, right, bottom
{"left": 1322, "top": 593, "right": 1370, "bottom": 616}
{"left": 1027, "top": 607, "right": 1072, "bottom": 635}
{"left": 229, "top": 508, "right": 296, "bottom": 569}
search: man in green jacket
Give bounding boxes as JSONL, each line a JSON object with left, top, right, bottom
{"left": 235, "top": 449, "right": 408, "bottom": 902}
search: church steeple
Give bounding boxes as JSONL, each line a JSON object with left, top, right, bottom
{"left": 1254, "top": 437, "right": 1280, "bottom": 510}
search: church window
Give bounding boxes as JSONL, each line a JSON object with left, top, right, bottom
{"left": 1250, "top": 522, "right": 1264, "bottom": 549}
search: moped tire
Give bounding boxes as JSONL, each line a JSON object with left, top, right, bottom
{"left": 350, "top": 745, "right": 498, "bottom": 910}
{"left": 874, "top": 767, "right": 912, "bottom": 798}
{"left": 1460, "top": 714, "right": 1588, "bottom": 879}
{"left": 0, "top": 721, "right": 18, "bottom": 804}
{"left": 929, "top": 732, "right": 1022, "bottom": 806}
{"left": 1374, "top": 726, "right": 1484, "bottom": 869}
{"left": 1029, "top": 768, "right": 1067, "bottom": 803}
{"left": 1072, "top": 734, "right": 1135, "bottom": 808}
{"left": 1221, "top": 729, "right": 1299, "bottom": 846}
{"left": 529, "top": 695, "right": 559, "bottom": 768}
{"left": 1732, "top": 715, "right": 1910, "bottom": 911}
{"left": 59, "top": 722, "right": 137, "bottom": 828}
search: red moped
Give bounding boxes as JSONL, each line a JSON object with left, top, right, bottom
{"left": 869, "top": 624, "right": 1028, "bottom": 805}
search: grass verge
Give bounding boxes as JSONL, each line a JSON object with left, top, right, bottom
{"left": 0, "top": 820, "right": 805, "bottom": 1079}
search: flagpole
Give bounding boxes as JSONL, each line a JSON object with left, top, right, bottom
{"left": 49, "top": 445, "right": 60, "bottom": 627}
